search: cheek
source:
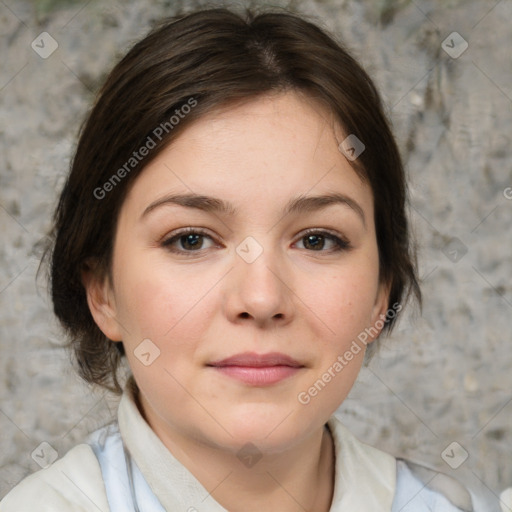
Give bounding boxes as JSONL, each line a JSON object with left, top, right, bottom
{"left": 302, "top": 263, "right": 380, "bottom": 347}
{"left": 112, "top": 252, "right": 218, "bottom": 345}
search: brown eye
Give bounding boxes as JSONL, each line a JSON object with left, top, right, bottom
{"left": 177, "top": 233, "right": 205, "bottom": 250}
{"left": 302, "top": 233, "right": 326, "bottom": 250}
{"left": 295, "top": 230, "right": 350, "bottom": 252}
{"left": 162, "top": 228, "right": 216, "bottom": 254}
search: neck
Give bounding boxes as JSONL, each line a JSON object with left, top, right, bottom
{"left": 137, "top": 394, "right": 335, "bottom": 512}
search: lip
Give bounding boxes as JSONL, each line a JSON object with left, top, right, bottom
{"left": 208, "top": 351, "right": 303, "bottom": 368}
{"left": 207, "top": 351, "right": 304, "bottom": 386}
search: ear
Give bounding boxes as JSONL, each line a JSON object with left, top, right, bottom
{"left": 367, "top": 280, "right": 392, "bottom": 344}
{"left": 81, "top": 260, "right": 123, "bottom": 342}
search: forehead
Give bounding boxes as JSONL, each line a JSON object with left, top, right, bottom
{"left": 169, "top": 92, "right": 345, "bottom": 165}
{"left": 121, "top": 91, "right": 374, "bottom": 223}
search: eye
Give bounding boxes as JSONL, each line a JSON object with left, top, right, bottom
{"left": 294, "top": 229, "right": 350, "bottom": 252}
{"left": 161, "top": 228, "right": 217, "bottom": 254}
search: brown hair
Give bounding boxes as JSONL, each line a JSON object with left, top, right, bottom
{"left": 44, "top": 7, "right": 421, "bottom": 394}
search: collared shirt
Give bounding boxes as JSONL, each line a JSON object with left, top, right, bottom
{"left": 89, "top": 378, "right": 472, "bottom": 511}
{"left": 0, "top": 377, "right": 474, "bottom": 511}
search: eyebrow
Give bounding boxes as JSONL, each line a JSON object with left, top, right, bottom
{"left": 141, "top": 192, "right": 366, "bottom": 227}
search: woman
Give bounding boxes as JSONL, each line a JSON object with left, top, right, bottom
{"left": 1, "top": 7, "right": 474, "bottom": 511}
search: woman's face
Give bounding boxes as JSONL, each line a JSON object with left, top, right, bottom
{"left": 89, "top": 91, "right": 389, "bottom": 454}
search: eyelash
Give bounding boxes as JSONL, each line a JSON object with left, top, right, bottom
{"left": 161, "top": 227, "right": 351, "bottom": 256}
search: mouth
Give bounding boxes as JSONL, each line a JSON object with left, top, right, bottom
{"left": 207, "top": 352, "right": 304, "bottom": 386}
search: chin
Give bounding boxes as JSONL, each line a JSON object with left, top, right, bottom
{"left": 215, "top": 404, "right": 308, "bottom": 448}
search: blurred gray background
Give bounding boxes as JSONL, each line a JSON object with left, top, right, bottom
{"left": 1, "top": 0, "right": 511, "bottom": 510}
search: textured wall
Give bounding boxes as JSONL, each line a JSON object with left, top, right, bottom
{"left": 1, "top": 0, "right": 511, "bottom": 510}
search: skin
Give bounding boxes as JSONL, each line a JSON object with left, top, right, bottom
{"left": 84, "top": 91, "right": 390, "bottom": 512}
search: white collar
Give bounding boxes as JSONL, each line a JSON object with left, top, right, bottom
{"left": 118, "top": 378, "right": 397, "bottom": 511}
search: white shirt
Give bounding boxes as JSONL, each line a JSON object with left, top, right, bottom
{"left": 0, "top": 377, "right": 474, "bottom": 511}
{"left": 87, "top": 378, "right": 472, "bottom": 511}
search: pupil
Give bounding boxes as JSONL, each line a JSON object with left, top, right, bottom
{"left": 183, "top": 234, "right": 201, "bottom": 249}
{"left": 306, "top": 234, "right": 323, "bottom": 250}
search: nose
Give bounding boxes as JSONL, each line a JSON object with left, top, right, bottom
{"left": 222, "top": 241, "right": 294, "bottom": 328}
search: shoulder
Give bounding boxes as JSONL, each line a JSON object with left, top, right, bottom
{"left": 0, "top": 443, "right": 109, "bottom": 512}
{"left": 393, "top": 458, "right": 474, "bottom": 512}
{"left": 326, "top": 416, "right": 474, "bottom": 511}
